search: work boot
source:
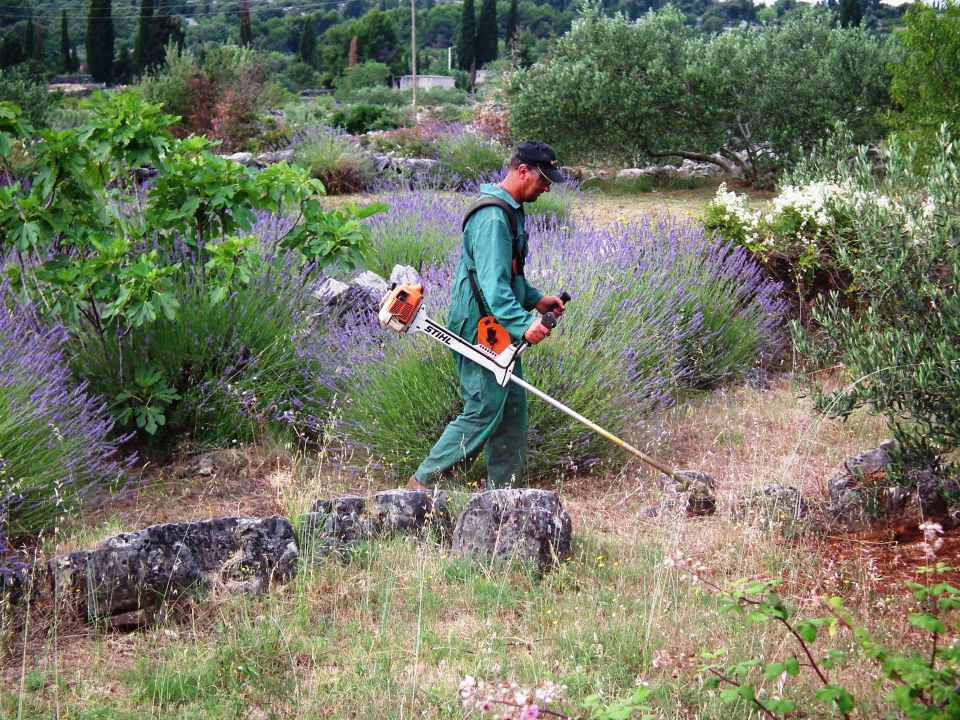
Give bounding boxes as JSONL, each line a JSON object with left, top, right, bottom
{"left": 406, "top": 475, "right": 429, "bottom": 491}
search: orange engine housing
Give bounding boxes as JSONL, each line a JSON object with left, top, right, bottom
{"left": 385, "top": 283, "right": 423, "bottom": 326}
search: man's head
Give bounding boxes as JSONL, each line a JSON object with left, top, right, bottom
{"left": 503, "top": 141, "right": 565, "bottom": 203}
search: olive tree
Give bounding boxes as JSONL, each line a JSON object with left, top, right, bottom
{"left": 508, "top": 5, "right": 893, "bottom": 185}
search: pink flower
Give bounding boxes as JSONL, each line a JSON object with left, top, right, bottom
{"left": 519, "top": 705, "right": 540, "bottom": 720}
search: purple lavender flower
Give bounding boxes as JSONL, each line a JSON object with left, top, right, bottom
{"left": 0, "top": 283, "right": 135, "bottom": 537}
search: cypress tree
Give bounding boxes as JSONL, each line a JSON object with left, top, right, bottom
{"left": 839, "top": 0, "right": 862, "bottom": 27}
{"left": 505, "top": 0, "right": 518, "bottom": 48}
{"left": 476, "top": 0, "right": 497, "bottom": 67}
{"left": 154, "top": 0, "right": 184, "bottom": 62}
{"left": 86, "top": 0, "right": 115, "bottom": 82}
{"left": 298, "top": 18, "right": 316, "bottom": 66}
{"left": 114, "top": 42, "right": 133, "bottom": 84}
{"left": 23, "top": 18, "right": 34, "bottom": 63}
{"left": 60, "top": 11, "right": 72, "bottom": 72}
{"left": 0, "top": 29, "right": 24, "bottom": 69}
{"left": 456, "top": 0, "right": 476, "bottom": 71}
{"left": 135, "top": 0, "right": 154, "bottom": 71}
{"left": 239, "top": 0, "right": 252, "bottom": 46}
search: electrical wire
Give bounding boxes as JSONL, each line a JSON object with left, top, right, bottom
{"left": 0, "top": 0, "right": 390, "bottom": 22}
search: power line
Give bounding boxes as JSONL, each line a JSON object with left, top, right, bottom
{"left": 0, "top": 0, "right": 373, "bottom": 22}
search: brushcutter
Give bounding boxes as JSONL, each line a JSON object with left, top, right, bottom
{"left": 378, "top": 283, "right": 703, "bottom": 485}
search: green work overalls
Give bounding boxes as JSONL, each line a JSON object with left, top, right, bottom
{"left": 413, "top": 184, "right": 543, "bottom": 488}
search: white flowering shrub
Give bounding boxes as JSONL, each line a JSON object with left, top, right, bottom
{"left": 795, "top": 129, "right": 960, "bottom": 468}
{"left": 704, "top": 181, "right": 854, "bottom": 276}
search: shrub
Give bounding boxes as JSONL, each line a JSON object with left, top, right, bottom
{"left": 328, "top": 102, "right": 407, "bottom": 134}
{"left": 796, "top": 130, "right": 960, "bottom": 468}
{"left": 71, "top": 255, "right": 328, "bottom": 450}
{"left": 0, "top": 67, "right": 57, "bottom": 128}
{"left": 334, "top": 61, "right": 391, "bottom": 94}
{"left": 140, "top": 44, "right": 275, "bottom": 151}
{"left": 324, "top": 208, "right": 783, "bottom": 481}
{"left": 1, "top": 91, "right": 381, "bottom": 449}
{"left": 0, "top": 288, "right": 132, "bottom": 536}
{"left": 669, "top": 554, "right": 960, "bottom": 720}
{"left": 290, "top": 125, "right": 377, "bottom": 193}
{"left": 280, "top": 61, "right": 320, "bottom": 92}
{"left": 508, "top": 7, "right": 892, "bottom": 185}
{"left": 430, "top": 127, "right": 508, "bottom": 186}
{"left": 703, "top": 181, "right": 855, "bottom": 298}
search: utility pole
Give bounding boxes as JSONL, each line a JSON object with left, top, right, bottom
{"left": 410, "top": 0, "right": 417, "bottom": 123}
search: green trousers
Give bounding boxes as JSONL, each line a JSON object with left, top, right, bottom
{"left": 413, "top": 353, "right": 528, "bottom": 488}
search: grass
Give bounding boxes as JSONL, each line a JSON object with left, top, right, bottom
{"left": 2, "top": 189, "right": 954, "bottom": 719}
{"left": 4, "top": 375, "right": 944, "bottom": 719}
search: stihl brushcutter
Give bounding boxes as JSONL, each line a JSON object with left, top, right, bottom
{"left": 378, "top": 283, "right": 699, "bottom": 485}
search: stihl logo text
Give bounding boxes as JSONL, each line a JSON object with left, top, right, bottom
{"left": 424, "top": 325, "right": 454, "bottom": 344}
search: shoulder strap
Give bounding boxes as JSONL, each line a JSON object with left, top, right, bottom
{"left": 462, "top": 196, "right": 524, "bottom": 277}
{"left": 462, "top": 196, "right": 524, "bottom": 321}
{"left": 462, "top": 197, "right": 519, "bottom": 242}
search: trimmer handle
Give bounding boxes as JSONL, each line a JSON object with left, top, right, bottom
{"left": 542, "top": 291, "right": 572, "bottom": 329}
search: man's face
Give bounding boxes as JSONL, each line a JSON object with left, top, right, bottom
{"left": 519, "top": 163, "right": 552, "bottom": 202}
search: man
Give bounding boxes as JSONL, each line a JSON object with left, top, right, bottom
{"left": 407, "top": 141, "right": 567, "bottom": 491}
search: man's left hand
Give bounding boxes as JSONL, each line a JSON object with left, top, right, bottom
{"left": 535, "top": 296, "right": 566, "bottom": 317}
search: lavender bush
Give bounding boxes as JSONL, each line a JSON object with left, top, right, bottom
{"left": 0, "top": 288, "right": 132, "bottom": 536}
{"left": 365, "top": 189, "right": 464, "bottom": 276}
{"left": 308, "top": 195, "right": 784, "bottom": 481}
{"left": 71, "top": 216, "right": 333, "bottom": 449}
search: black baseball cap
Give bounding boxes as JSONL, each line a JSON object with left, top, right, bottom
{"left": 516, "top": 141, "right": 565, "bottom": 184}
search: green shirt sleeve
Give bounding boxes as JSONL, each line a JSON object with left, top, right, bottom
{"left": 467, "top": 209, "right": 537, "bottom": 341}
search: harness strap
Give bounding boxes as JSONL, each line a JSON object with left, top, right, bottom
{"left": 462, "top": 196, "right": 524, "bottom": 322}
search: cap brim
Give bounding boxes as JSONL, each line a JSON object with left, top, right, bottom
{"left": 539, "top": 164, "right": 565, "bottom": 184}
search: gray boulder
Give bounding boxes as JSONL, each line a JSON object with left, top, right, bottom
{"left": 451, "top": 489, "right": 572, "bottom": 570}
{"left": 657, "top": 470, "right": 717, "bottom": 517}
{"left": 844, "top": 439, "right": 896, "bottom": 478}
{"left": 745, "top": 368, "right": 775, "bottom": 391}
{"left": 373, "top": 489, "right": 452, "bottom": 540}
{"left": 314, "top": 271, "right": 388, "bottom": 320}
{"left": 389, "top": 264, "right": 421, "bottom": 288}
{"left": 735, "top": 484, "right": 806, "bottom": 529}
{"left": 372, "top": 154, "right": 439, "bottom": 184}
{"left": 223, "top": 152, "right": 253, "bottom": 166}
{"left": 49, "top": 516, "right": 298, "bottom": 624}
{"left": 300, "top": 490, "right": 452, "bottom": 559}
{"left": 255, "top": 149, "right": 295, "bottom": 166}
{"left": 825, "top": 441, "right": 959, "bottom": 534}
{"left": 312, "top": 277, "right": 350, "bottom": 306}
{"left": 1, "top": 561, "right": 36, "bottom": 608}
{"left": 300, "top": 496, "right": 374, "bottom": 559}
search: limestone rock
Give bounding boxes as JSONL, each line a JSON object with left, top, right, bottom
{"left": 314, "top": 271, "right": 388, "bottom": 321}
{"left": 223, "top": 152, "right": 253, "bottom": 166}
{"left": 451, "top": 489, "right": 572, "bottom": 570}
{"left": 300, "top": 497, "right": 374, "bottom": 558}
{"left": 313, "top": 278, "right": 350, "bottom": 306}
{"left": 825, "top": 441, "right": 959, "bottom": 534}
{"left": 735, "top": 484, "right": 806, "bottom": 528}
{"left": 256, "top": 149, "right": 295, "bottom": 165}
{"left": 48, "top": 516, "right": 298, "bottom": 623}
{"left": 745, "top": 368, "right": 775, "bottom": 391}
{"left": 373, "top": 489, "right": 452, "bottom": 540}
{"left": 844, "top": 439, "right": 896, "bottom": 478}
{"left": 657, "top": 470, "right": 717, "bottom": 517}
{"left": 388, "top": 264, "right": 421, "bottom": 288}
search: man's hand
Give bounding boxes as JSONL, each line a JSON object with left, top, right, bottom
{"left": 523, "top": 317, "right": 552, "bottom": 345}
{"left": 535, "top": 295, "right": 566, "bottom": 317}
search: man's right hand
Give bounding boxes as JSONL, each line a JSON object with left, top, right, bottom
{"left": 523, "top": 317, "right": 552, "bottom": 345}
